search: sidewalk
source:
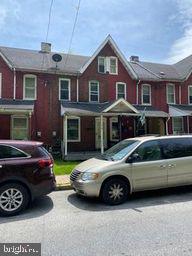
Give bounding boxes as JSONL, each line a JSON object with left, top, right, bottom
{"left": 56, "top": 175, "right": 72, "bottom": 190}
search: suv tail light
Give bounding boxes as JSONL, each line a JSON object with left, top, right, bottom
{"left": 38, "top": 159, "right": 53, "bottom": 168}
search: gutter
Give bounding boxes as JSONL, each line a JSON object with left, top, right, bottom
{"left": 136, "top": 80, "right": 140, "bottom": 105}
{"left": 13, "top": 68, "right": 16, "bottom": 99}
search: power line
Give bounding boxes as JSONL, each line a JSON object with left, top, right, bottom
{"left": 64, "top": 0, "right": 82, "bottom": 66}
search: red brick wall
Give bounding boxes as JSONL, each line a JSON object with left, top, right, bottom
{"left": 0, "top": 58, "right": 14, "bottom": 98}
{"left": 0, "top": 115, "right": 10, "bottom": 139}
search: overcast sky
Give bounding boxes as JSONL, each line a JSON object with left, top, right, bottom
{"left": 0, "top": 0, "right": 192, "bottom": 64}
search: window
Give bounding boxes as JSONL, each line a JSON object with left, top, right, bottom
{"left": 109, "top": 57, "right": 117, "bottom": 74}
{"left": 59, "top": 78, "right": 70, "bottom": 100}
{"left": 0, "top": 145, "right": 28, "bottom": 159}
{"left": 97, "top": 56, "right": 118, "bottom": 74}
{"left": 12, "top": 116, "right": 28, "bottom": 140}
{"left": 132, "top": 140, "right": 162, "bottom": 162}
{"left": 0, "top": 73, "right": 2, "bottom": 98}
{"left": 67, "top": 117, "right": 80, "bottom": 142}
{"left": 110, "top": 117, "right": 119, "bottom": 141}
{"left": 116, "top": 82, "right": 126, "bottom": 99}
{"left": 172, "top": 117, "right": 183, "bottom": 134}
{"left": 142, "top": 84, "right": 151, "bottom": 105}
{"left": 160, "top": 138, "right": 192, "bottom": 159}
{"left": 98, "top": 57, "right": 105, "bottom": 73}
{"left": 23, "top": 75, "right": 36, "bottom": 100}
{"left": 89, "top": 81, "right": 99, "bottom": 102}
{"left": 167, "top": 84, "right": 175, "bottom": 104}
{"left": 188, "top": 86, "right": 192, "bottom": 104}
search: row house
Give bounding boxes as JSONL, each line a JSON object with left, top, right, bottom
{"left": 0, "top": 35, "right": 192, "bottom": 159}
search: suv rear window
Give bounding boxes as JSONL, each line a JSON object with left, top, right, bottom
{"left": 160, "top": 138, "right": 192, "bottom": 159}
{"left": 0, "top": 145, "right": 28, "bottom": 159}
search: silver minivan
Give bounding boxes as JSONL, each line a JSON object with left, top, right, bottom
{"left": 70, "top": 135, "right": 192, "bottom": 205}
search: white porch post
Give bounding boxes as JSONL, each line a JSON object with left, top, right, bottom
{"left": 100, "top": 114, "right": 104, "bottom": 154}
{"left": 64, "top": 114, "right": 68, "bottom": 156}
{"left": 187, "top": 116, "right": 190, "bottom": 134}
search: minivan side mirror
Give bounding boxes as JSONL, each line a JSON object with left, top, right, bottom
{"left": 126, "top": 153, "right": 140, "bottom": 163}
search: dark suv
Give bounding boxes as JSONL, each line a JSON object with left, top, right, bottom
{"left": 0, "top": 140, "right": 56, "bottom": 216}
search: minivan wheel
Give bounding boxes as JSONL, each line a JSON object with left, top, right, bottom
{"left": 101, "top": 178, "right": 129, "bottom": 205}
{"left": 0, "top": 183, "right": 29, "bottom": 217}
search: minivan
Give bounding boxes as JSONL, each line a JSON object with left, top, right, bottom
{"left": 70, "top": 135, "right": 192, "bottom": 205}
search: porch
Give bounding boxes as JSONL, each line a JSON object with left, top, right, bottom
{"left": 60, "top": 99, "right": 169, "bottom": 159}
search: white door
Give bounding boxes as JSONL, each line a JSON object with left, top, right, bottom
{"left": 95, "top": 117, "right": 107, "bottom": 149}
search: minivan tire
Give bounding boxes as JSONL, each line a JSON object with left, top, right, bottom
{"left": 101, "top": 178, "right": 129, "bottom": 205}
{"left": 0, "top": 183, "right": 29, "bottom": 217}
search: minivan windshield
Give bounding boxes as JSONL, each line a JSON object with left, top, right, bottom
{"left": 101, "top": 139, "right": 140, "bottom": 161}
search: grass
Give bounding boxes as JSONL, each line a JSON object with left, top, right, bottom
{"left": 53, "top": 159, "right": 81, "bottom": 175}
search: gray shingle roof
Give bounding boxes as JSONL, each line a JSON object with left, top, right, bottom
{"left": 1, "top": 45, "right": 192, "bottom": 81}
{"left": 0, "top": 99, "right": 34, "bottom": 111}
{"left": 0, "top": 46, "right": 89, "bottom": 74}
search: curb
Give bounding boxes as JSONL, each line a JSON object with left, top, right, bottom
{"left": 56, "top": 184, "right": 72, "bottom": 191}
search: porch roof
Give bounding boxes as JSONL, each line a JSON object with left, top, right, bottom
{"left": 0, "top": 99, "right": 34, "bottom": 114}
{"left": 169, "top": 104, "right": 192, "bottom": 117}
{"left": 60, "top": 100, "right": 168, "bottom": 118}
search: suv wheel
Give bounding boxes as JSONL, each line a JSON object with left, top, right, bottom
{"left": 101, "top": 178, "right": 129, "bottom": 205}
{"left": 0, "top": 183, "right": 29, "bottom": 217}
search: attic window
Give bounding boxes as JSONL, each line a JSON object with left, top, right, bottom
{"left": 98, "top": 56, "right": 118, "bottom": 75}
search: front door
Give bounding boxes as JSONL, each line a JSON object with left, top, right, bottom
{"left": 11, "top": 116, "right": 28, "bottom": 140}
{"left": 95, "top": 117, "right": 107, "bottom": 149}
{"left": 130, "top": 140, "right": 167, "bottom": 191}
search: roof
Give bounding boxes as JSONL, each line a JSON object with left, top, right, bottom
{"left": 60, "top": 100, "right": 168, "bottom": 117}
{"left": 169, "top": 104, "right": 192, "bottom": 117}
{"left": 1, "top": 35, "right": 192, "bottom": 81}
{"left": 0, "top": 46, "right": 89, "bottom": 75}
{"left": 0, "top": 99, "right": 34, "bottom": 113}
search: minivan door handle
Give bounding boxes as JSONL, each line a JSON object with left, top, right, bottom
{"left": 160, "top": 164, "right": 166, "bottom": 169}
{"left": 168, "top": 164, "right": 175, "bottom": 168}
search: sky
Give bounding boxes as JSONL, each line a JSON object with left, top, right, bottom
{"left": 0, "top": 0, "right": 192, "bottom": 64}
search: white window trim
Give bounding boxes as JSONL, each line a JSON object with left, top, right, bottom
{"left": 98, "top": 56, "right": 106, "bottom": 74}
{"left": 109, "top": 56, "right": 118, "bottom": 75}
{"left": 166, "top": 83, "right": 175, "bottom": 104}
{"left": 188, "top": 85, "right": 192, "bottom": 105}
{"left": 23, "top": 74, "right": 37, "bottom": 100}
{"left": 110, "top": 117, "right": 119, "bottom": 141}
{"left": 89, "top": 81, "right": 99, "bottom": 102}
{"left": 141, "top": 84, "right": 151, "bottom": 105}
{"left": 11, "top": 115, "right": 28, "bottom": 140}
{"left": 59, "top": 78, "right": 71, "bottom": 101}
{"left": 0, "top": 73, "right": 2, "bottom": 98}
{"left": 116, "top": 82, "right": 126, "bottom": 100}
{"left": 67, "top": 116, "right": 81, "bottom": 142}
{"left": 172, "top": 117, "right": 183, "bottom": 135}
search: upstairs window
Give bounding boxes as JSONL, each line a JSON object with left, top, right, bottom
{"left": 98, "top": 57, "right": 105, "bottom": 73}
{"left": 167, "top": 84, "right": 175, "bottom": 104}
{"left": 109, "top": 57, "right": 118, "bottom": 74}
{"left": 188, "top": 86, "right": 192, "bottom": 104}
{"left": 89, "top": 81, "right": 99, "bottom": 102}
{"left": 97, "top": 56, "right": 118, "bottom": 75}
{"left": 116, "top": 82, "right": 126, "bottom": 99}
{"left": 59, "top": 78, "right": 70, "bottom": 100}
{"left": 23, "top": 75, "right": 36, "bottom": 100}
{"left": 142, "top": 84, "right": 151, "bottom": 105}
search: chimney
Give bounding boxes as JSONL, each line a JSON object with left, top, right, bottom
{"left": 130, "top": 56, "right": 139, "bottom": 62}
{"left": 40, "top": 42, "right": 51, "bottom": 53}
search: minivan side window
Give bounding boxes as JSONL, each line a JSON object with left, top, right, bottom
{"left": 160, "top": 138, "right": 192, "bottom": 159}
{"left": 0, "top": 145, "right": 28, "bottom": 159}
{"left": 131, "top": 140, "right": 162, "bottom": 162}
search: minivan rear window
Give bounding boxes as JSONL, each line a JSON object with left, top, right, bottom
{"left": 160, "top": 138, "right": 192, "bottom": 159}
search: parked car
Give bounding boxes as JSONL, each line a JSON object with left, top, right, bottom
{"left": 0, "top": 140, "right": 56, "bottom": 216}
{"left": 70, "top": 135, "right": 192, "bottom": 205}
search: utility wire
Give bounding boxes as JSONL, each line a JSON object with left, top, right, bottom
{"left": 41, "top": 0, "right": 54, "bottom": 71}
{"left": 64, "top": 0, "right": 82, "bottom": 66}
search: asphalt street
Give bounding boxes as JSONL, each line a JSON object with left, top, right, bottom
{"left": 1, "top": 187, "right": 192, "bottom": 256}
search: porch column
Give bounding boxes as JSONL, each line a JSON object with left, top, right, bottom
{"left": 64, "top": 114, "right": 68, "bottom": 156}
{"left": 187, "top": 116, "right": 190, "bottom": 134}
{"left": 100, "top": 114, "right": 104, "bottom": 154}
{"left": 28, "top": 112, "right": 32, "bottom": 139}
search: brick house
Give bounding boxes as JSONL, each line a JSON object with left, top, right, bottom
{"left": 0, "top": 35, "right": 192, "bottom": 159}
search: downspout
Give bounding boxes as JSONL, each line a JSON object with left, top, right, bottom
{"left": 13, "top": 67, "right": 16, "bottom": 99}
{"left": 179, "top": 83, "right": 182, "bottom": 104}
{"left": 136, "top": 80, "right": 140, "bottom": 105}
{"left": 76, "top": 75, "right": 79, "bottom": 102}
